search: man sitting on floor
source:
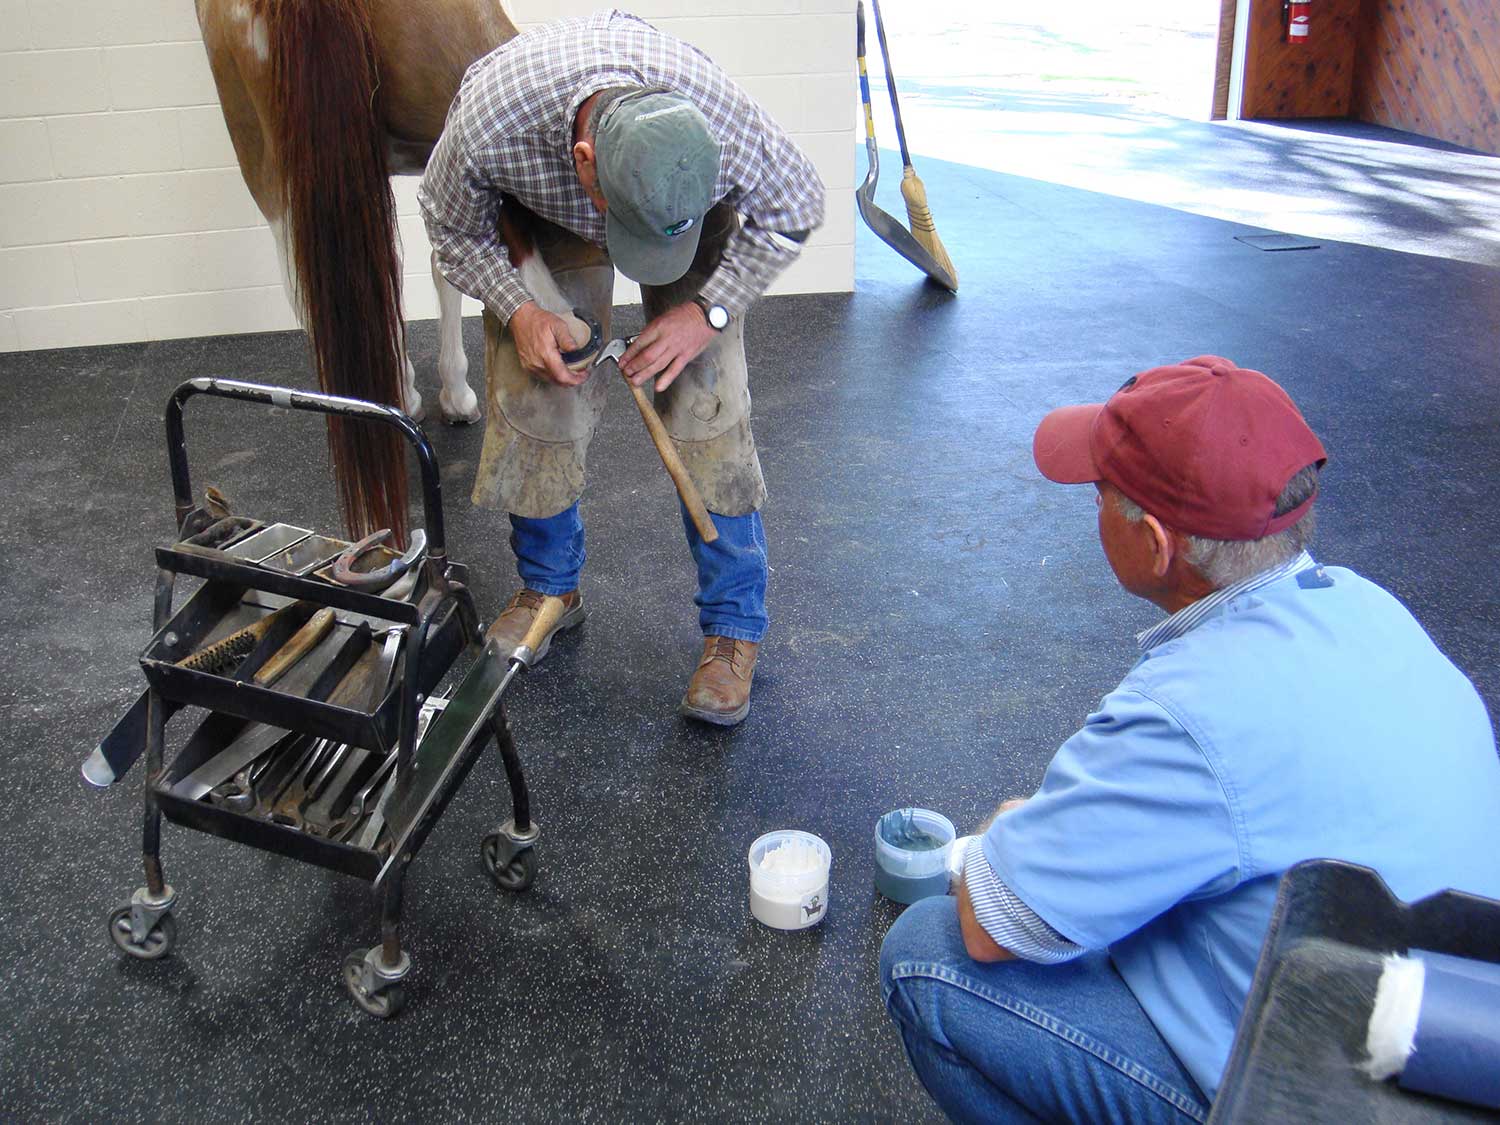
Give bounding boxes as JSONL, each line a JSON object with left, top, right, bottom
{"left": 879, "top": 356, "right": 1500, "bottom": 1123}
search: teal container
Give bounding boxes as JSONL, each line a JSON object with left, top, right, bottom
{"left": 874, "top": 808, "right": 956, "bottom": 905}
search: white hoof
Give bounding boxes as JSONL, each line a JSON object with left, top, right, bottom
{"left": 403, "top": 389, "right": 426, "bottom": 424}
{"left": 439, "top": 385, "right": 481, "bottom": 425}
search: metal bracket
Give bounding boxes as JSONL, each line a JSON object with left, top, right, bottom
{"left": 129, "top": 884, "right": 177, "bottom": 945}
{"left": 361, "top": 945, "right": 411, "bottom": 989}
{"left": 487, "top": 817, "right": 541, "bottom": 868}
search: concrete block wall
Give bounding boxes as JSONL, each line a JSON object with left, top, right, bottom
{"left": 0, "top": 0, "right": 855, "bottom": 353}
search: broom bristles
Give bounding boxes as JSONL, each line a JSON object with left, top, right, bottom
{"left": 900, "top": 167, "right": 958, "bottom": 287}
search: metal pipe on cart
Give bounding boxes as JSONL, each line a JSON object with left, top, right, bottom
{"left": 165, "top": 378, "right": 447, "bottom": 560}
{"left": 474, "top": 595, "right": 568, "bottom": 843}
{"left": 491, "top": 710, "right": 530, "bottom": 835}
{"left": 153, "top": 568, "right": 176, "bottom": 632}
{"left": 393, "top": 597, "right": 441, "bottom": 795}
{"left": 141, "top": 690, "right": 168, "bottom": 898}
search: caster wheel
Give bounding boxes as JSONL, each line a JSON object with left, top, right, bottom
{"left": 107, "top": 905, "right": 177, "bottom": 960}
{"left": 481, "top": 833, "right": 537, "bottom": 892}
{"left": 342, "top": 950, "right": 406, "bottom": 1019}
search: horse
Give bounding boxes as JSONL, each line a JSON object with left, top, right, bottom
{"left": 193, "top": 0, "right": 532, "bottom": 541}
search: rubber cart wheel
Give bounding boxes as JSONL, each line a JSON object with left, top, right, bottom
{"left": 480, "top": 833, "right": 537, "bottom": 892}
{"left": 107, "top": 905, "right": 177, "bottom": 960}
{"left": 342, "top": 950, "right": 406, "bottom": 1019}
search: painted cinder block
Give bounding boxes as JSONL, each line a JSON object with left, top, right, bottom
{"left": 400, "top": 275, "right": 442, "bottom": 322}
{"left": 391, "top": 177, "right": 423, "bottom": 219}
{"left": 765, "top": 239, "right": 854, "bottom": 294}
{"left": 396, "top": 214, "right": 438, "bottom": 270}
{"left": 0, "top": 312, "right": 18, "bottom": 352}
{"left": 177, "top": 105, "right": 238, "bottom": 168}
{"left": 117, "top": 167, "right": 264, "bottom": 237}
{"left": 794, "top": 130, "right": 856, "bottom": 191}
{"left": 0, "top": 0, "right": 31, "bottom": 52}
{"left": 26, "top": 0, "right": 203, "bottom": 50}
{"left": 800, "top": 73, "right": 854, "bottom": 133}
{"left": 0, "top": 118, "right": 52, "bottom": 183}
{"left": 0, "top": 244, "right": 79, "bottom": 309}
{"left": 70, "top": 233, "right": 200, "bottom": 302}
{"left": 193, "top": 228, "right": 284, "bottom": 292}
{"left": 659, "top": 14, "right": 847, "bottom": 77}
{"left": 72, "top": 227, "right": 282, "bottom": 302}
{"left": 0, "top": 168, "right": 263, "bottom": 246}
{"left": 47, "top": 109, "right": 183, "bottom": 178}
{"left": 141, "top": 285, "right": 297, "bottom": 341}
{"left": 12, "top": 296, "right": 151, "bottom": 351}
{"left": 735, "top": 74, "right": 806, "bottom": 132}
{"left": 0, "top": 49, "right": 111, "bottom": 117}
{"left": 104, "top": 43, "right": 217, "bottom": 111}
{"left": 0, "top": 179, "right": 101, "bottom": 246}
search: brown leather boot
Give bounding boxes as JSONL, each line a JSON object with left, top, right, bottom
{"left": 680, "top": 636, "right": 758, "bottom": 727}
{"left": 484, "top": 588, "right": 585, "bottom": 662}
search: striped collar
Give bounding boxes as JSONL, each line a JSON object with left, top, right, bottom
{"left": 1136, "top": 550, "right": 1316, "bottom": 652}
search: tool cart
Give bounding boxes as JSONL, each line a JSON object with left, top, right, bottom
{"left": 85, "top": 378, "right": 559, "bottom": 1017}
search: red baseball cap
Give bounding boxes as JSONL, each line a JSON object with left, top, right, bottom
{"left": 1032, "top": 356, "right": 1328, "bottom": 541}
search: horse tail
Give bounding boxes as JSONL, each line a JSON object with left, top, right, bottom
{"left": 264, "top": 0, "right": 408, "bottom": 543}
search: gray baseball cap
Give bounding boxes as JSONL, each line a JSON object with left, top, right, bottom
{"left": 594, "top": 90, "right": 721, "bottom": 285}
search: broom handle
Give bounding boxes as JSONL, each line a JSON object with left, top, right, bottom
{"left": 869, "top": 0, "right": 914, "bottom": 168}
{"left": 857, "top": 2, "right": 879, "bottom": 145}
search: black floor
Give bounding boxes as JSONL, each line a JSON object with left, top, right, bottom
{"left": 3, "top": 125, "right": 1499, "bottom": 1121}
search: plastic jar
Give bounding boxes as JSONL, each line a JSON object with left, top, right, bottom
{"left": 747, "top": 829, "right": 831, "bottom": 930}
{"left": 873, "top": 808, "right": 956, "bottom": 904}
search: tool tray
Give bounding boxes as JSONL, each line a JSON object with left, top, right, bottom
{"left": 159, "top": 708, "right": 387, "bottom": 880}
{"left": 140, "top": 569, "right": 464, "bottom": 749}
{"left": 154, "top": 638, "right": 512, "bottom": 883}
{"left": 140, "top": 527, "right": 473, "bottom": 884}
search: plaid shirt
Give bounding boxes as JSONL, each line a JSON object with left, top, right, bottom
{"left": 418, "top": 9, "right": 826, "bottom": 321}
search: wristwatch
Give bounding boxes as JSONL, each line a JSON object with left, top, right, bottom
{"left": 694, "top": 296, "right": 730, "bottom": 331}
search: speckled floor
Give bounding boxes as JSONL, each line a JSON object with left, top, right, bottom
{"left": 3, "top": 122, "right": 1499, "bottom": 1121}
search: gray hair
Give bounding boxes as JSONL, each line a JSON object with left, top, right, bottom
{"left": 1114, "top": 464, "right": 1320, "bottom": 588}
{"left": 587, "top": 86, "right": 645, "bottom": 139}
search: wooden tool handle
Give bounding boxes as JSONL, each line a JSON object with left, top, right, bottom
{"left": 254, "top": 608, "right": 337, "bottom": 686}
{"left": 627, "top": 382, "right": 719, "bottom": 543}
{"left": 518, "top": 595, "right": 569, "bottom": 656}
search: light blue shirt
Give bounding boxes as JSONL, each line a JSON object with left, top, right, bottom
{"left": 981, "top": 555, "right": 1500, "bottom": 1097}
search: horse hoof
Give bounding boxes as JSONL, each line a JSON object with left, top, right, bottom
{"left": 440, "top": 389, "right": 481, "bottom": 426}
{"left": 401, "top": 386, "right": 426, "bottom": 423}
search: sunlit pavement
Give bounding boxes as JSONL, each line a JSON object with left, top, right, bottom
{"left": 862, "top": 0, "right": 1500, "bottom": 269}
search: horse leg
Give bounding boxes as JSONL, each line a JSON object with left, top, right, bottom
{"left": 432, "top": 250, "right": 480, "bottom": 424}
{"left": 393, "top": 235, "right": 424, "bottom": 423}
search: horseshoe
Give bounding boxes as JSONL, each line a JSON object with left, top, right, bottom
{"left": 331, "top": 528, "right": 428, "bottom": 591}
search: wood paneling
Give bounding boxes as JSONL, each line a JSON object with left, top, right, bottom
{"left": 1213, "top": 0, "right": 1238, "bottom": 120}
{"left": 1354, "top": 0, "right": 1500, "bottom": 154}
{"left": 1241, "top": 0, "right": 1361, "bottom": 119}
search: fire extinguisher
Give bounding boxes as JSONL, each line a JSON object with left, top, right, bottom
{"left": 1285, "top": 0, "right": 1311, "bottom": 45}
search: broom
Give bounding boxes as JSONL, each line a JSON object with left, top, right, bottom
{"left": 856, "top": 1, "right": 958, "bottom": 290}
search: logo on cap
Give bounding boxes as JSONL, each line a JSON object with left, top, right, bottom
{"left": 663, "top": 218, "right": 695, "bottom": 237}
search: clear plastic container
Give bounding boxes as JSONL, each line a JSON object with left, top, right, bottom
{"left": 874, "top": 808, "right": 956, "bottom": 904}
{"left": 747, "top": 829, "right": 831, "bottom": 930}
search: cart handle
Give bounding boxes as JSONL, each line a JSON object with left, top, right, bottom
{"left": 165, "top": 378, "right": 446, "bottom": 561}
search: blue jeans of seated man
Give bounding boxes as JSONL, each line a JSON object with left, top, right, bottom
{"left": 509, "top": 501, "right": 768, "bottom": 643}
{"left": 880, "top": 896, "right": 1210, "bottom": 1125}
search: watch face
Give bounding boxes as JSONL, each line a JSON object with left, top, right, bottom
{"left": 707, "top": 304, "right": 729, "bottom": 330}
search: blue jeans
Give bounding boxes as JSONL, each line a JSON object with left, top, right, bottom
{"left": 880, "top": 897, "right": 1210, "bottom": 1124}
{"left": 509, "top": 501, "right": 767, "bottom": 642}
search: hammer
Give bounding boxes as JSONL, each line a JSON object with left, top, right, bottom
{"left": 592, "top": 337, "right": 718, "bottom": 543}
